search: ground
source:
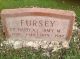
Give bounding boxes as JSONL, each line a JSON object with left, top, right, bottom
{"left": 0, "top": 0, "right": 80, "bottom": 59}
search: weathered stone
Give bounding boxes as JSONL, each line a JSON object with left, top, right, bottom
{"left": 1, "top": 8, "right": 76, "bottom": 42}
{"left": 78, "top": 29, "right": 80, "bottom": 38}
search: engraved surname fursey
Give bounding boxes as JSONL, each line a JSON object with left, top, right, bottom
{"left": 20, "top": 19, "right": 55, "bottom": 27}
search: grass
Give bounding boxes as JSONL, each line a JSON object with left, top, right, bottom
{"left": 0, "top": 0, "right": 80, "bottom": 59}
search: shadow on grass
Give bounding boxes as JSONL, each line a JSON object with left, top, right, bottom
{"left": 57, "top": 0, "right": 80, "bottom": 5}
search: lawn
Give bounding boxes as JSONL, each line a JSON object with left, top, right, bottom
{"left": 0, "top": 0, "right": 80, "bottom": 59}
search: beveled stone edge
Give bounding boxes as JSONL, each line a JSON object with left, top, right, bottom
{"left": 1, "top": 8, "right": 76, "bottom": 17}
